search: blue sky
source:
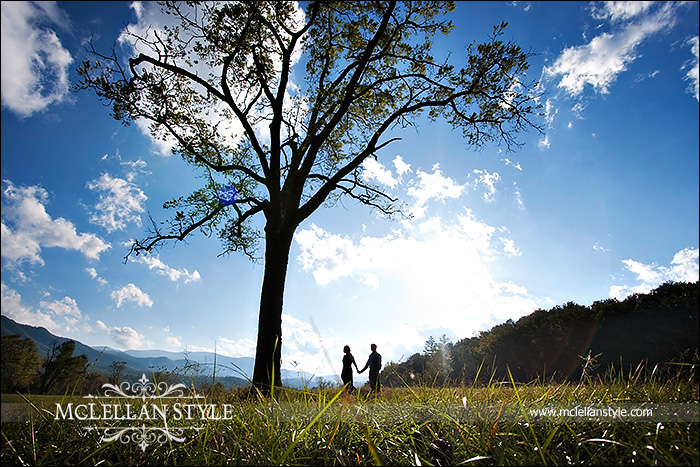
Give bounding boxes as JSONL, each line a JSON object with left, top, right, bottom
{"left": 1, "top": 1, "right": 698, "bottom": 378}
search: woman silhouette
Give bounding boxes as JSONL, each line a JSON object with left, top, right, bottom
{"left": 341, "top": 345, "right": 360, "bottom": 392}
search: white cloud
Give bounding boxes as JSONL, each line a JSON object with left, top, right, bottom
{"left": 1, "top": 281, "right": 55, "bottom": 331}
{"left": 683, "top": 36, "right": 699, "bottom": 101}
{"left": 0, "top": 1, "right": 72, "bottom": 117}
{"left": 135, "top": 255, "right": 201, "bottom": 283}
{"left": 39, "top": 296, "right": 82, "bottom": 318}
{"left": 213, "top": 337, "right": 257, "bottom": 359}
{"left": 110, "top": 283, "right": 153, "bottom": 308}
{"left": 295, "top": 210, "right": 504, "bottom": 287}
{"left": 393, "top": 155, "right": 412, "bottom": 176}
{"left": 667, "top": 248, "right": 700, "bottom": 282}
{"left": 165, "top": 335, "right": 182, "bottom": 348}
{"left": 1, "top": 282, "right": 90, "bottom": 335}
{"left": 609, "top": 247, "right": 699, "bottom": 299}
{"left": 294, "top": 208, "right": 535, "bottom": 342}
{"left": 545, "top": 2, "right": 676, "bottom": 96}
{"left": 86, "top": 173, "right": 147, "bottom": 233}
{"left": 1, "top": 180, "right": 110, "bottom": 267}
{"left": 362, "top": 158, "right": 398, "bottom": 189}
{"left": 621, "top": 258, "right": 665, "bottom": 283}
{"left": 96, "top": 320, "right": 153, "bottom": 349}
{"left": 294, "top": 224, "right": 363, "bottom": 286}
{"left": 406, "top": 165, "right": 464, "bottom": 218}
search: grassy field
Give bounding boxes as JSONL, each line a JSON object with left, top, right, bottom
{"left": 1, "top": 363, "right": 698, "bottom": 466}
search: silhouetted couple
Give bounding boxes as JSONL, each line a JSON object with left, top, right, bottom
{"left": 342, "top": 343, "right": 382, "bottom": 393}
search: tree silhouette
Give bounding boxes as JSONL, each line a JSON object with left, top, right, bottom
{"left": 1, "top": 335, "right": 41, "bottom": 393}
{"left": 76, "top": 1, "right": 541, "bottom": 390}
{"left": 108, "top": 360, "right": 127, "bottom": 385}
{"left": 37, "top": 340, "right": 89, "bottom": 394}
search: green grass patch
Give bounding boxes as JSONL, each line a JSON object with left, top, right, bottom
{"left": 2, "top": 366, "right": 698, "bottom": 465}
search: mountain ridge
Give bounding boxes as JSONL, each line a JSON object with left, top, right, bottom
{"left": 0, "top": 315, "right": 340, "bottom": 388}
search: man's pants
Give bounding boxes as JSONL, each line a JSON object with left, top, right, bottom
{"left": 369, "top": 369, "right": 380, "bottom": 392}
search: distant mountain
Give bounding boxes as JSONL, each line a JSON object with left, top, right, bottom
{"left": 122, "top": 348, "right": 255, "bottom": 379}
{"left": 1, "top": 315, "right": 338, "bottom": 388}
{"left": 1, "top": 315, "right": 110, "bottom": 371}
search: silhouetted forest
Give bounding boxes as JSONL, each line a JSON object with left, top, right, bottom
{"left": 382, "top": 281, "right": 699, "bottom": 386}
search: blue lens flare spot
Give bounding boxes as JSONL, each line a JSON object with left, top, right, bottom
{"left": 216, "top": 185, "right": 238, "bottom": 206}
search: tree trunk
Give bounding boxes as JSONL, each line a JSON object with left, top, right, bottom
{"left": 251, "top": 223, "right": 295, "bottom": 391}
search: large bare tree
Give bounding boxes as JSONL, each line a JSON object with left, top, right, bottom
{"left": 77, "top": 0, "right": 541, "bottom": 390}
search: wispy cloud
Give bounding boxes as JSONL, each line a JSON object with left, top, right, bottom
{"left": 358, "top": 157, "right": 465, "bottom": 217}
{"left": 500, "top": 236, "right": 522, "bottom": 257}
{"left": 469, "top": 169, "right": 501, "bottom": 202}
{"left": 85, "top": 267, "right": 108, "bottom": 286}
{"left": 609, "top": 247, "right": 699, "bottom": 300}
{"left": 507, "top": 1, "right": 532, "bottom": 13}
{"left": 1, "top": 180, "right": 110, "bottom": 268}
{"left": 545, "top": 2, "right": 677, "bottom": 97}
{"left": 502, "top": 158, "right": 522, "bottom": 171}
{"left": 590, "top": 1, "right": 656, "bottom": 23}
{"left": 593, "top": 241, "right": 610, "bottom": 253}
{"left": 134, "top": 255, "right": 201, "bottom": 283}
{"left": 683, "top": 36, "right": 699, "bottom": 101}
{"left": 0, "top": 1, "right": 73, "bottom": 117}
{"left": 86, "top": 173, "right": 148, "bottom": 233}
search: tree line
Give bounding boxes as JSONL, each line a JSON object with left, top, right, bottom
{"left": 4, "top": 281, "right": 696, "bottom": 394}
{"left": 382, "top": 281, "right": 699, "bottom": 386}
{"left": 0, "top": 339, "right": 131, "bottom": 395}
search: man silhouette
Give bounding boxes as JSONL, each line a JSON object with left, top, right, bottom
{"left": 359, "top": 343, "right": 382, "bottom": 392}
